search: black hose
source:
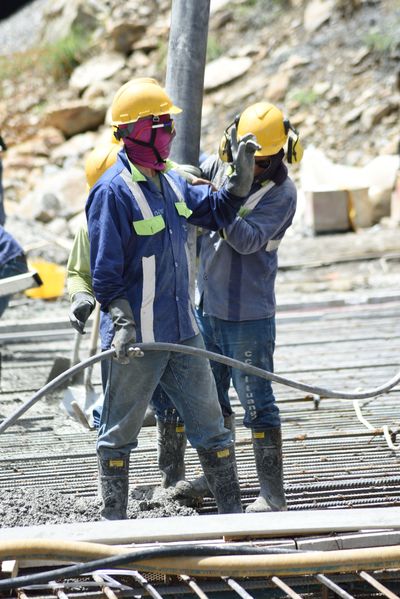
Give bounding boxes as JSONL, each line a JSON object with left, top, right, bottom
{"left": 0, "top": 543, "right": 302, "bottom": 591}
{"left": 1, "top": 341, "right": 400, "bottom": 434}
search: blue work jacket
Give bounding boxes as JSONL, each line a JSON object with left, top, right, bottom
{"left": 198, "top": 156, "right": 297, "bottom": 321}
{"left": 86, "top": 150, "right": 244, "bottom": 348}
{"left": 0, "top": 225, "right": 24, "bottom": 266}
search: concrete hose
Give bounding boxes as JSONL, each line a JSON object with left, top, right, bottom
{"left": 0, "top": 342, "right": 399, "bottom": 434}
{"left": 0, "top": 540, "right": 400, "bottom": 587}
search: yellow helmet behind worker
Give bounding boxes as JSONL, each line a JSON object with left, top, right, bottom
{"left": 111, "top": 77, "right": 182, "bottom": 127}
{"left": 85, "top": 141, "right": 120, "bottom": 189}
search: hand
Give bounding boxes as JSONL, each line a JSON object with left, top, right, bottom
{"left": 113, "top": 326, "right": 137, "bottom": 364}
{"left": 226, "top": 124, "right": 261, "bottom": 198}
{"left": 109, "top": 298, "right": 137, "bottom": 364}
{"left": 69, "top": 292, "right": 95, "bottom": 334}
{"left": 191, "top": 176, "right": 218, "bottom": 191}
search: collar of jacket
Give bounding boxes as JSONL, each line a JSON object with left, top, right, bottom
{"left": 127, "top": 158, "right": 175, "bottom": 182}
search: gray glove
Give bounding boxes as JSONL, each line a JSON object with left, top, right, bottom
{"left": 109, "top": 298, "right": 136, "bottom": 364}
{"left": 225, "top": 124, "right": 261, "bottom": 197}
{"left": 69, "top": 292, "right": 96, "bottom": 334}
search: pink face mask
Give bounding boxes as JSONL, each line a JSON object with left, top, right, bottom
{"left": 120, "top": 115, "right": 176, "bottom": 171}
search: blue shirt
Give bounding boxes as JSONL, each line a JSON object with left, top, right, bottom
{"left": 86, "top": 150, "right": 244, "bottom": 348}
{"left": 0, "top": 225, "right": 24, "bottom": 266}
{"left": 198, "top": 156, "right": 297, "bottom": 321}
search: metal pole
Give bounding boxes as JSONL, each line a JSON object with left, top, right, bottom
{"left": 165, "top": 0, "right": 210, "bottom": 166}
{"left": 165, "top": 0, "right": 211, "bottom": 302}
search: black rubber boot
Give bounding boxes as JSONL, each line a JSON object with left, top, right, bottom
{"left": 197, "top": 443, "right": 242, "bottom": 514}
{"left": 98, "top": 455, "right": 129, "bottom": 520}
{"left": 246, "top": 427, "right": 287, "bottom": 513}
{"left": 174, "top": 414, "right": 236, "bottom": 500}
{"left": 157, "top": 420, "right": 187, "bottom": 488}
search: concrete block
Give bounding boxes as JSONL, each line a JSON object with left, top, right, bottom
{"left": 304, "top": 189, "right": 350, "bottom": 233}
{"left": 304, "top": 187, "right": 372, "bottom": 233}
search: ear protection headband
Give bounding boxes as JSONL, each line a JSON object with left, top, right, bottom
{"left": 218, "top": 115, "right": 240, "bottom": 163}
{"left": 219, "top": 113, "right": 303, "bottom": 164}
{"left": 283, "top": 119, "right": 303, "bottom": 164}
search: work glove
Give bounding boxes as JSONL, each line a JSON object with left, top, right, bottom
{"left": 225, "top": 124, "right": 261, "bottom": 198}
{"left": 109, "top": 298, "right": 137, "bottom": 365}
{"left": 69, "top": 292, "right": 96, "bottom": 334}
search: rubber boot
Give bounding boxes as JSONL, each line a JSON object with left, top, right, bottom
{"left": 157, "top": 420, "right": 187, "bottom": 488}
{"left": 246, "top": 427, "right": 287, "bottom": 513}
{"left": 174, "top": 414, "right": 235, "bottom": 500}
{"left": 197, "top": 443, "right": 242, "bottom": 514}
{"left": 98, "top": 455, "right": 129, "bottom": 520}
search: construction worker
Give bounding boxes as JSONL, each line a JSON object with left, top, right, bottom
{"left": 68, "top": 138, "right": 186, "bottom": 485}
{"left": 0, "top": 135, "right": 29, "bottom": 316}
{"left": 84, "top": 77, "right": 259, "bottom": 519}
{"left": 176, "top": 101, "right": 303, "bottom": 513}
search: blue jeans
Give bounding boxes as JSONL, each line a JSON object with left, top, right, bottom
{"left": 0, "top": 254, "right": 28, "bottom": 317}
{"left": 195, "top": 307, "right": 281, "bottom": 430}
{"left": 97, "top": 334, "right": 231, "bottom": 459}
{"left": 150, "top": 385, "right": 184, "bottom": 424}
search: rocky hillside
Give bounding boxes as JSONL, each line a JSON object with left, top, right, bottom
{"left": 0, "top": 0, "right": 399, "bottom": 257}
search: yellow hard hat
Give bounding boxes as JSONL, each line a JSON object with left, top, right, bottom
{"left": 111, "top": 77, "right": 182, "bottom": 126}
{"left": 84, "top": 142, "right": 120, "bottom": 189}
{"left": 219, "top": 101, "right": 303, "bottom": 164}
{"left": 237, "top": 102, "right": 287, "bottom": 156}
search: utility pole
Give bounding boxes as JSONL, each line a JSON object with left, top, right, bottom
{"left": 165, "top": 0, "right": 210, "bottom": 166}
{"left": 165, "top": 0, "right": 211, "bottom": 301}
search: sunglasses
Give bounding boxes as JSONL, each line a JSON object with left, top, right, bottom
{"left": 117, "top": 117, "right": 175, "bottom": 139}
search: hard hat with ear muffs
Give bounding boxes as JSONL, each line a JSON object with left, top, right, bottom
{"left": 219, "top": 101, "right": 303, "bottom": 164}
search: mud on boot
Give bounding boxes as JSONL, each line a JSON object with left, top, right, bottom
{"left": 98, "top": 455, "right": 130, "bottom": 520}
{"left": 173, "top": 413, "right": 236, "bottom": 502}
{"left": 246, "top": 427, "right": 287, "bottom": 513}
{"left": 157, "top": 420, "right": 187, "bottom": 488}
{"left": 197, "top": 443, "right": 242, "bottom": 514}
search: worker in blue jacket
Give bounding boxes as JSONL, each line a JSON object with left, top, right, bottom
{"left": 0, "top": 226, "right": 28, "bottom": 317}
{"left": 85, "top": 77, "right": 259, "bottom": 520}
{"left": 176, "top": 102, "right": 303, "bottom": 513}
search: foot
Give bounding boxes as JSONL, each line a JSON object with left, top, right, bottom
{"left": 173, "top": 475, "right": 212, "bottom": 500}
{"left": 246, "top": 495, "right": 287, "bottom": 513}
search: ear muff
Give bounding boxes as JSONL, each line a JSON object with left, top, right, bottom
{"left": 218, "top": 114, "right": 241, "bottom": 162}
{"left": 284, "top": 119, "right": 303, "bottom": 164}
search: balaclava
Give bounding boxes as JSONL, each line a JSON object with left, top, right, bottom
{"left": 120, "top": 114, "right": 175, "bottom": 171}
{"left": 254, "top": 149, "right": 288, "bottom": 186}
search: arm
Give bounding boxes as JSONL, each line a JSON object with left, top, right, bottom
{"left": 184, "top": 134, "right": 259, "bottom": 230}
{"left": 86, "top": 185, "right": 136, "bottom": 362}
{"left": 86, "top": 185, "right": 131, "bottom": 307}
{"left": 221, "top": 187, "right": 296, "bottom": 255}
{"left": 67, "top": 225, "right": 93, "bottom": 299}
{"left": 67, "top": 225, "right": 95, "bottom": 334}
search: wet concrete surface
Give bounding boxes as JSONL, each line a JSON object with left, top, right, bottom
{"left": 1, "top": 225, "right": 400, "bottom": 528}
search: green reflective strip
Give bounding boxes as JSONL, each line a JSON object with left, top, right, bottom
{"left": 175, "top": 202, "right": 192, "bottom": 219}
{"left": 133, "top": 215, "right": 165, "bottom": 236}
{"left": 238, "top": 206, "right": 251, "bottom": 218}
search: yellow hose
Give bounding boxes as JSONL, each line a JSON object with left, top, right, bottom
{"left": 0, "top": 540, "right": 400, "bottom": 577}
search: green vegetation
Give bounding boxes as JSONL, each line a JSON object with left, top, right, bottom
{"left": 0, "top": 25, "right": 91, "bottom": 85}
{"left": 207, "top": 35, "right": 224, "bottom": 62}
{"left": 362, "top": 29, "right": 398, "bottom": 54}
{"left": 44, "top": 25, "right": 91, "bottom": 80}
{"left": 287, "top": 87, "right": 319, "bottom": 107}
